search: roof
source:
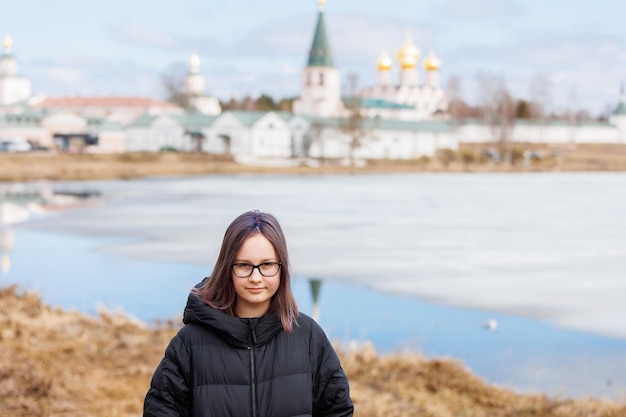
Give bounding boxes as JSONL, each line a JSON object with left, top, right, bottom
{"left": 373, "top": 118, "right": 453, "bottom": 132}
{"left": 613, "top": 101, "right": 626, "bottom": 116}
{"left": 227, "top": 110, "right": 273, "bottom": 127}
{"left": 127, "top": 114, "right": 158, "bottom": 127}
{"left": 514, "top": 119, "right": 613, "bottom": 128}
{"left": 1, "top": 111, "right": 43, "bottom": 126}
{"left": 457, "top": 118, "right": 614, "bottom": 128}
{"left": 86, "top": 117, "right": 105, "bottom": 128}
{"left": 307, "top": 11, "right": 334, "bottom": 67}
{"left": 127, "top": 111, "right": 221, "bottom": 129}
{"left": 174, "top": 112, "right": 218, "bottom": 129}
{"left": 275, "top": 111, "right": 295, "bottom": 122}
{"left": 32, "top": 96, "right": 181, "bottom": 109}
{"left": 97, "top": 120, "right": 124, "bottom": 131}
{"left": 304, "top": 115, "right": 453, "bottom": 132}
{"left": 344, "top": 97, "right": 414, "bottom": 110}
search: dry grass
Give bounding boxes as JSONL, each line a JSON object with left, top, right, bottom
{"left": 1, "top": 144, "right": 626, "bottom": 183}
{"left": 1, "top": 285, "right": 625, "bottom": 417}
{"left": 0, "top": 285, "right": 174, "bottom": 417}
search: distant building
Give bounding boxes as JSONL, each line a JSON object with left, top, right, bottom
{"left": 289, "top": 0, "right": 457, "bottom": 160}
{"left": 185, "top": 53, "right": 222, "bottom": 116}
{"left": 292, "top": 0, "right": 343, "bottom": 118}
{"left": 360, "top": 34, "right": 447, "bottom": 121}
{"left": 0, "top": 36, "right": 31, "bottom": 106}
{"left": 0, "top": 2, "right": 624, "bottom": 159}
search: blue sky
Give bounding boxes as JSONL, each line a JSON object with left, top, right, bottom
{"left": 2, "top": 0, "right": 624, "bottom": 115}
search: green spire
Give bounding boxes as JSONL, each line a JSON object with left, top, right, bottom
{"left": 307, "top": 9, "right": 334, "bottom": 67}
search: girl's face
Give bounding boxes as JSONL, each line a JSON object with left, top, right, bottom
{"left": 231, "top": 233, "right": 281, "bottom": 318}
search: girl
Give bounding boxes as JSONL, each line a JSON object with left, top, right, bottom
{"left": 144, "top": 210, "right": 353, "bottom": 417}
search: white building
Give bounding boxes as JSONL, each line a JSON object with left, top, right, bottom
{"left": 292, "top": 0, "right": 343, "bottom": 118}
{"left": 205, "top": 111, "right": 292, "bottom": 159}
{"left": 185, "top": 53, "right": 222, "bottom": 116}
{"left": 360, "top": 34, "right": 447, "bottom": 121}
{"left": 125, "top": 112, "right": 219, "bottom": 153}
{"left": 0, "top": 36, "right": 31, "bottom": 106}
{"left": 0, "top": 3, "right": 624, "bottom": 160}
{"left": 287, "top": 0, "right": 457, "bottom": 160}
{"left": 456, "top": 88, "right": 626, "bottom": 145}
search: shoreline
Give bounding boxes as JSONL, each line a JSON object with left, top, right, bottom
{"left": 1, "top": 143, "right": 626, "bottom": 182}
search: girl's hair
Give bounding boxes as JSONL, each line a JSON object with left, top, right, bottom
{"left": 193, "top": 210, "right": 299, "bottom": 332}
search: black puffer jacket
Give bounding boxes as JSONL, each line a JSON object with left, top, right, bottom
{"left": 144, "top": 292, "right": 353, "bottom": 417}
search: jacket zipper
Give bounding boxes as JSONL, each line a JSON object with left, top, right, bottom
{"left": 249, "top": 345, "right": 257, "bottom": 417}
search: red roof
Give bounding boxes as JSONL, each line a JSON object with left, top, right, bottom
{"left": 33, "top": 96, "right": 180, "bottom": 109}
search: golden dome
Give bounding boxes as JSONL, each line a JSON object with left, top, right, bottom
{"left": 423, "top": 52, "right": 441, "bottom": 71}
{"left": 318, "top": 0, "right": 326, "bottom": 11}
{"left": 3, "top": 35, "right": 13, "bottom": 53}
{"left": 376, "top": 50, "right": 392, "bottom": 71}
{"left": 396, "top": 31, "right": 419, "bottom": 69}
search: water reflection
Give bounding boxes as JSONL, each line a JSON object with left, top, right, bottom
{"left": 0, "top": 227, "right": 14, "bottom": 274}
{"left": 309, "top": 278, "right": 323, "bottom": 322}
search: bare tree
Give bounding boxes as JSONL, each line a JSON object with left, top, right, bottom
{"left": 309, "top": 120, "right": 326, "bottom": 163}
{"left": 567, "top": 85, "right": 579, "bottom": 146}
{"left": 341, "top": 72, "right": 366, "bottom": 164}
{"left": 446, "top": 75, "right": 461, "bottom": 127}
{"left": 479, "top": 74, "right": 515, "bottom": 165}
{"left": 161, "top": 62, "right": 191, "bottom": 109}
{"left": 528, "top": 74, "right": 553, "bottom": 120}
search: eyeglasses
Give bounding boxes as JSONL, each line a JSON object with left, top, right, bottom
{"left": 231, "top": 262, "right": 282, "bottom": 278}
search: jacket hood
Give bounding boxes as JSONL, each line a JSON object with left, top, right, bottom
{"left": 183, "top": 289, "right": 283, "bottom": 348}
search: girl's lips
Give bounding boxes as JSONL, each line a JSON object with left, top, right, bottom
{"left": 247, "top": 287, "right": 264, "bottom": 293}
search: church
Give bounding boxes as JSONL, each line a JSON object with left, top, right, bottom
{"left": 0, "top": 1, "right": 624, "bottom": 159}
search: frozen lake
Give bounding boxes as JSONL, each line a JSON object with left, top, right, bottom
{"left": 2, "top": 172, "right": 626, "bottom": 399}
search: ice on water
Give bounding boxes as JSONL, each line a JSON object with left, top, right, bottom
{"left": 21, "top": 172, "right": 626, "bottom": 340}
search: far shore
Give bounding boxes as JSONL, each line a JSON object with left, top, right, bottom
{"left": 1, "top": 143, "right": 626, "bottom": 182}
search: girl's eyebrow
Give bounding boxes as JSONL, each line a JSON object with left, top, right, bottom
{"left": 233, "top": 257, "right": 277, "bottom": 263}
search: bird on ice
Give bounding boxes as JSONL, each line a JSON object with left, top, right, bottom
{"left": 483, "top": 318, "right": 498, "bottom": 332}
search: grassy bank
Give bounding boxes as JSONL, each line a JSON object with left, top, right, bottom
{"left": 1, "top": 143, "right": 626, "bottom": 182}
{"left": 1, "top": 285, "right": 625, "bottom": 417}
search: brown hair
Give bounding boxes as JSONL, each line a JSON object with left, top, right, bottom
{"left": 193, "top": 210, "right": 299, "bottom": 332}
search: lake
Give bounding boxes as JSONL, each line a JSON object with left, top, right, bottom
{"left": 2, "top": 172, "right": 626, "bottom": 400}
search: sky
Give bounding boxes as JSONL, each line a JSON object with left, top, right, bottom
{"left": 2, "top": 0, "right": 625, "bottom": 116}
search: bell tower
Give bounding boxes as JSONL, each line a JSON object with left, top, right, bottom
{"left": 0, "top": 36, "right": 32, "bottom": 106}
{"left": 293, "top": 0, "right": 342, "bottom": 117}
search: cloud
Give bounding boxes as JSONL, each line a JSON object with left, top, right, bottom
{"left": 108, "top": 23, "right": 180, "bottom": 50}
{"left": 331, "top": 12, "right": 433, "bottom": 66}
{"left": 47, "top": 67, "right": 86, "bottom": 86}
{"left": 219, "top": 11, "right": 438, "bottom": 93}
{"left": 213, "top": 11, "right": 432, "bottom": 68}
{"left": 226, "top": 14, "right": 313, "bottom": 59}
{"left": 440, "top": 31, "right": 625, "bottom": 113}
{"left": 27, "top": 57, "right": 162, "bottom": 98}
{"left": 16, "top": 2, "right": 623, "bottom": 116}
{"left": 441, "top": 0, "right": 526, "bottom": 21}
